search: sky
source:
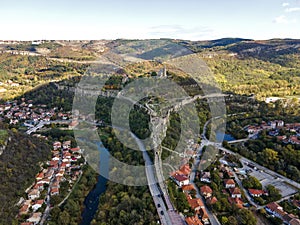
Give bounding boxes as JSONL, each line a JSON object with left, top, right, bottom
{"left": 0, "top": 0, "right": 300, "bottom": 40}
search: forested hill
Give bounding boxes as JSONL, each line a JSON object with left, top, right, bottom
{"left": 0, "top": 125, "right": 51, "bottom": 224}
{"left": 173, "top": 38, "right": 300, "bottom": 98}
{"left": 1, "top": 38, "right": 300, "bottom": 100}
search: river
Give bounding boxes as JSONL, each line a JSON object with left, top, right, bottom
{"left": 80, "top": 142, "right": 109, "bottom": 225}
{"left": 216, "top": 131, "right": 236, "bottom": 142}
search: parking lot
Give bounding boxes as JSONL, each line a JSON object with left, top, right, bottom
{"left": 244, "top": 164, "right": 298, "bottom": 198}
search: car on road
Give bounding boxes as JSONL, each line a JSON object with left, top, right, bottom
{"left": 160, "top": 211, "right": 164, "bottom": 215}
{"left": 157, "top": 204, "right": 161, "bottom": 207}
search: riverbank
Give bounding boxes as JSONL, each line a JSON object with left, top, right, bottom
{"left": 47, "top": 165, "right": 98, "bottom": 225}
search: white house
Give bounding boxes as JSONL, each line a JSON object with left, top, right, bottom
{"left": 32, "top": 200, "right": 44, "bottom": 212}
{"left": 28, "top": 189, "right": 40, "bottom": 200}
{"left": 27, "top": 212, "right": 42, "bottom": 224}
{"left": 172, "top": 174, "right": 189, "bottom": 187}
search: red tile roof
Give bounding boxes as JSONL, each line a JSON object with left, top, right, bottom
{"left": 35, "top": 199, "right": 44, "bottom": 205}
{"left": 36, "top": 172, "right": 44, "bottom": 179}
{"left": 224, "top": 179, "right": 235, "bottom": 185}
{"left": 179, "top": 164, "right": 191, "bottom": 176}
{"left": 206, "top": 196, "right": 218, "bottom": 205}
{"left": 248, "top": 189, "right": 266, "bottom": 196}
{"left": 173, "top": 174, "right": 189, "bottom": 182}
{"left": 185, "top": 215, "right": 203, "bottom": 225}
{"left": 266, "top": 202, "right": 282, "bottom": 212}
{"left": 228, "top": 197, "right": 244, "bottom": 208}
{"left": 187, "top": 196, "right": 204, "bottom": 210}
{"left": 200, "top": 185, "right": 213, "bottom": 194}
{"left": 182, "top": 184, "right": 196, "bottom": 192}
{"left": 229, "top": 187, "right": 241, "bottom": 195}
{"left": 70, "top": 147, "right": 80, "bottom": 152}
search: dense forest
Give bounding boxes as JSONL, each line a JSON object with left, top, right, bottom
{"left": 91, "top": 182, "right": 159, "bottom": 225}
{"left": 0, "top": 124, "right": 51, "bottom": 224}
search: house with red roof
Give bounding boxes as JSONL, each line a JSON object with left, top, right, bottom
{"left": 32, "top": 200, "right": 44, "bottom": 212}
{"left": 224, "top": 179, "right": 235, "bottom": 189}
{"left": 19, "top": 204, "right": 30, "bottom": 215}
{"left": 228, "top": 197, "right": 244, "bottom": 208}
{"left": 187, "top": 195, "right": 205, "bottom": 212}
{"left": 50, "top": 187, "right": 59, "bottom": 196}
{"left": 292, "top": 199, "right": 300, "bottom": 210}
{"left": 28, "top": 189, "right": 40, "bottom": 200}
{"left": 27, "top": 212, "right": 42, "bottom": 224}
{"left": 229, "top": 187, "right": 242, "bottom": 198}
{"left": 182, "top": 184, "right": 196, "bottom": 193}
{"left": 33, "top": 183, "right": 45, "bottom": 191}
{"left": 199, "top": 208, "right": 209, "bottom": 224}
{"left": 179, "top": 164, "right": 191, "bottom": 177}
{"left": 265, "top": 202, "right": 286, "bottom": 219}
{"left": 248, "top": 189, "right": 268, "bottom": 197}
{"left": 206, "top": 196, "right": 218, "bottom": 205}
{"left": 63, "top": 152, "right": 72, "bottom": 159}
{"left": 70, "top": 147, "right": 82, "bottom": 154}
{"left": 290, "top": 136, "right": 300, "bottom": 145}
{"left": 171, "top": 174, "right": 189, "bottom": 187}
{"left": 185, "top": 215, "right": 203, "bottom": 225}
{"left": 200, "top": 185, "right": 213, "bottom": 199}
{"left": 36, "top": 172, "right": 44, "bottom": 181}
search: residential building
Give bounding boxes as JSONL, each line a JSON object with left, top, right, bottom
{"left": 187, "top": 195, "right": 205, "bottom": 212}
{"left": 28, "top": 189, "right": 40, "bottom": 200}
{"left": 224, "top": 179, "right": 235, "bottom": 189}
{"left": 248, "top": 189, "right": 268, "bottom": 197}
{"left": 229, "top": 187, "right": 242, "bottom": 198}
{"left": 200, "top": 185, "right": 213, "bottom": 199}
{"left": 185, "top": 215, "right": 203, "bottom": 225}
{"left": 171, "top": 174, "right": 189, "bottom": 187}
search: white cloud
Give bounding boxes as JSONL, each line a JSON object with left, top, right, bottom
{"left": 273, "top": 15, "right": 297, "bottom": 24}
{"left": 274, "top": 15, "right": 288, "bottom": 23}
{"left": 285, "top": 7, "right": 300, "bottom": 12}
{"left": 282, "top": 2, "right": 290, "bottom": 7}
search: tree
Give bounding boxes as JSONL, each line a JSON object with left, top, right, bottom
{"left": 266, "top": 185, "right": 282, "bottom": 202}
{"left": 242, "top": 176, "right": 262, "bottom": 189}
{"left": 269, "top": 216, "right": 283, "bottom": 225}
{"left": 236, "top": 208, "right": 257, "bottom": 225}
{"left": 221, "top": 216, "right": 229, "bottom": 225}
{"left": 58, "top": 211, "right": 70, "bottom": 225}
{"left": 227, "top": 216, "right": 238, "bottom": 225}
{"left": 50, "top": 207, "right": 61, "bottom": 221}
{"left": 261, "top": 148, "right": 278, "bottom": 165}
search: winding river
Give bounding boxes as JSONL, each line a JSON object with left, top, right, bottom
{"left": 80, "top": 142, "right": 109, "bottom": 225}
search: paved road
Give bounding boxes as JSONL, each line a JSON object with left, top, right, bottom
{"left": 190, "top": 143, "right": 221, "bottom": 225}
{"left": 233, "top": 172, "right": 258, "bottom": 208}
{"left": 131, "top": 133, "right": 174, "bottom": 225}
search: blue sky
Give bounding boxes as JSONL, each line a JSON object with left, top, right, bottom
{"left": 0, "top": 0, "right": 300, "bottom": 40}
